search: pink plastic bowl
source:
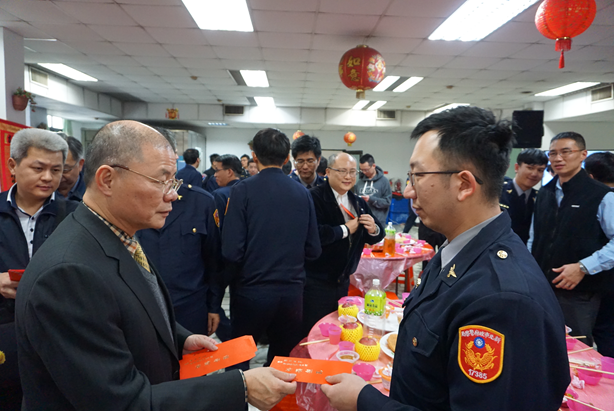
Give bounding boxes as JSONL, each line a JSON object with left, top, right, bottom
{"left": 566, "top": 338, "right": 577, "bottom": 351}
{"left": 318, "top": 322, "right": 335, "bottom": 337}
{"left": 577, "top": 369, "right": 602, "bottom": 386}
{"left": 353, "top": 363, "right": 376, "bottom": 381}
{"left": 339, "top": 341, "right": 355, "bottom": 351}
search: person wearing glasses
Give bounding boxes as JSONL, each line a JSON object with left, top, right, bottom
{"left": 290, "top": 135, "right": 326, "bottom": 188}
{"left": 15, "top": 121, "right": 298, "bottom": 410}
{"left": 355, "top": 154, "right": 392, "bottom": 226}
{"left": 0, "top": 129, "right": 78, "bottom": 410}
{"left": 530, "top": 132, "right": 614, "bottom": 348}
{"left": 301, "top": 152, "right": 384, "bottom": 338}
{"left": 56, "top": 135, "right": 86, "bottom": 202}
{"left": 322, "top": 106, "right": 569, "bottom": 410}
{"left": 212, "top": 154, "right": 243, "bottom": 231}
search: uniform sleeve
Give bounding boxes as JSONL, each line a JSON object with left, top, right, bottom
{"left": 221, "top": 183, "right": 247, "bottom": 263}
{"left": 201, "top": 196, "right": 224, "bottom": 314}
{"left": 305, "top": 192, "right": 322, "bottom": 261}
{"left": 212, "top": 191, "right": 227, "bottom": 231}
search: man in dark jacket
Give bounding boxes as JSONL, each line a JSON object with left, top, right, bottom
{"left": 176, "top": 148, "right": 203, "bottom": 187}
{"left": 322, "top": 106, "right": 569, "bottom": 410}
{"left": 57, "top": 136, "right": 86, "bottom": 202}
{"left": 212, "top": 154, "right": 242, "bottom": 230}
{"left": 0, "top": 128, "right": 78, "bottom": 410}
{"left": 302, "top": 152, "right": 384, "bottom": 337}
{"left": 202, "top": 153, "right": 220, "bottom": 193}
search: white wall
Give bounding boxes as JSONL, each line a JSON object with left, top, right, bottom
{"left": 543, "top": 121, "right": 614, "bottom": 150}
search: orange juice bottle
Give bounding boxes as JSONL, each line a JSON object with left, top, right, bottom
{"left": 383, "top": 222, "right": 396, "bottom": 256}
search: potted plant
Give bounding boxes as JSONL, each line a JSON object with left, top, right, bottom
{"left": 12, "top": 87, "right": 36, "bottom": 111}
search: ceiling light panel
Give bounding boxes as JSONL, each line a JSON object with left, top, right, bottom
{"left": 352, "top": 100, "right": 370, "bottom": 110}
{"left": 429, "top": 0, "right": 540, "bottom": 42}
{"left": 38, "top": 63, "right": 98, "bottom": 82}
{"left": 534, "top": 82, "right": 600, "bottom": 97}
{"left": 240, "top": 70, "right": 269, "bottom": 87}
{"left": 393, "top": 77, "right": 424, "bottom": 93}
{"left": 182, "top": 0, "right": 254, "bottom": 32}
{"left": 367, "top": 101, "right": 387, "bottom": 111}
{"left": 373, "top": 76, "right": 400, "bottom": 92}
{"left": 254, "top": 97, "right": 275, "bottom": 108}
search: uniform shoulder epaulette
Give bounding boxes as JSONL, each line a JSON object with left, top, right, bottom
{"left": 184, "top": 184, "right": 213, "bottom": 199}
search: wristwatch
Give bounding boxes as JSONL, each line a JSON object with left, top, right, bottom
{"left": 578, "top": 262, "right": 589, "bottom": 275}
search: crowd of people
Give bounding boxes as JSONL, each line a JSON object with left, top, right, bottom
{"left": 0, "top": 106, "right": 612, "bottom": 410}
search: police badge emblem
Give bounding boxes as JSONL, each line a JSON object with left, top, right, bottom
{"left": 458, "top": 325, "right": 504, "bottom": 383}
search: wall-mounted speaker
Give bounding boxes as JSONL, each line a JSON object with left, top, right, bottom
{"left": 512, "top": 110, "right": 544, "bottom": 148}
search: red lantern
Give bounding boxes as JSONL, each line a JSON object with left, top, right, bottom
{"left": 344, "top": 132, "right": 356, "bottom": 147}
{"left": 338, "top": 45, "right": 385, "bottom": 99}
{"left": 293, "top": 130, "right": 305, "bottom": 140}
{"left": 535, "top": 0, "right": 596, "bottom": 69}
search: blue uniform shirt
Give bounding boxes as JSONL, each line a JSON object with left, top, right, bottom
{"left": 176, "top": 164, "right": 203, "bottom": 188}
{"left": 212, "top": 179, "right": 239, "bottom": 230}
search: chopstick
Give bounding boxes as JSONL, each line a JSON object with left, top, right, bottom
{"left": 566, "top": 335, "right": 587, "bottom": 339}
{"left": 387, "top": 300, "right": 402, "bottom": 308}
{"left": 565, "top": 396, "right": 603, "bottom": 411}
{"left": 299, "top": 338, "right": 329, "bottom": 346}
{"left": 367, "top": 379, "right": 382, "bottom": 384}
{"left": 568, "top": 347, "right": 593, "bottom": 354}
{"left": 573, "top": 366, "right": 614, "bottom": 376}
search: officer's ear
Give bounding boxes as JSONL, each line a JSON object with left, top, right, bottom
{"left": 514, "top": 163, "right": 519, "bottom": 174}
{"left": 455, "top": 170, "right": 479, "bottom": 203}
{"left": 94, "top": 165, "right": 116, "bottom": 197}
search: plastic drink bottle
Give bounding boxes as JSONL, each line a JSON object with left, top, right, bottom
{"left": 364, "top": 279, "right": 386, "bottom": 337}
{"left": 383, "top": 222, "right": 396, "bottom": 256}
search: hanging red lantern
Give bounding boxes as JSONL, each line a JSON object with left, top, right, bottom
{"left": 535, "top": 0, "right": 596, "bottom": 69}
{"left": 344, "top": 132, "right": 356, "bottom": 147}
{"left": 293, "top": 130, "right": 305, "bottom": 140}
{"left": 338, "top": 45, "right": 385, "bottom": 99}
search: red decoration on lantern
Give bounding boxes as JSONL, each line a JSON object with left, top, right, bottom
{"left": 338, "top": 45, "right": 385, "bottom": 99}
{"left": 535, "top": 0, "right": 596, "bottom": 69}
{"left": 344, "top": 132, "right": 356, "bottom": 147}
{"left": 293, "top": 130, "right": 305, "bottom": 140}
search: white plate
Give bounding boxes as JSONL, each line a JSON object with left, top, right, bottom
{"left": 358, "top": 310, "right": 399, "bottom": 332}
{"left": 380, "top": 332, "right": 396, "bottom": 359}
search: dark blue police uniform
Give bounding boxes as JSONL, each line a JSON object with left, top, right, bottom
{"left": 202, "top": 174, "right": 219, "bottom": 193}
{"left": 212, "top": 179, "right": 240, "bottom": 230}
{"left": 0, "top": 189, "right": 78, "bottom": 410}
{"left": 137, "top": 184, "right": 223, "bottom": 335}
{"left": 176, "top": 164, "right": 203, "bottom": 188}
{"left": 289, "top": 171, "right": 326, "bottom": 188}
{"left": 357, "top": 213, "right": 570, "bottom": 410}
{"left": 499, "top": 178, "right": 537, "bottom": 245}
{"left": 221, "top": 167, "right": 321, "bottom": 367}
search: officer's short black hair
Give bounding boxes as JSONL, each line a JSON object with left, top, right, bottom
{"left": 551, "top": 131, "right": 586, "bottom": 150}
{"left": 217, "top": 154, "right": 243, "bottom": 177}
{"left": 585, "top": 152, "right": 614, "bottom": 184}
{"left": 317, "top": 157, "right": 327, "bottom": 175}
{"left": 183, "top": 148, "right": 200, "bottom": 165}
{"left": 209, "top": 153, "right": 220, "bottom": 163}
{"left": 411, "top": 106, "right": 514, "bottom": 203}
{"left": 241, "top": 154, "right": 250, "bottom": 160}
{"left": 252, "top": 128, "right": 290, "bottom": 167}
{"left": 517, "top": 148, "right": 548, "bottom": 166}
{"left": 248, "top": 158, "right": 256, "bottom": 165}
{"left": 359, "top": 154, "right": 375, "bottom": 165}
{"left": 282, "top": 160, "right": 292, "bottom": 175}
{"left": 291, "top": 135, "right": 322, "bottom": 159}
{"left": 65, "top": 136, "right": 84, "bottom": 162}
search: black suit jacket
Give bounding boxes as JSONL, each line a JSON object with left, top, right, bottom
{"left": 15, "top": 204, "right": 244, "bottom": 410}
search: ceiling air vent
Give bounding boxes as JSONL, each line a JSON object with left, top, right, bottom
{"left": 224, "top": 105, "right": 244, "bottom": 116}
{"left": 591, "top": 85, "right": 613, "bottom": 102}
{"left": 376, "top": 109, "right": 396, "bottom": 120}
{"left": 30, "top": 66, "right": 49, "bottom": 87}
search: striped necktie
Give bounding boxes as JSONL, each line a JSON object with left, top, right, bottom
{"left": 134, "top": 243, "right": 151, "bottom": 273}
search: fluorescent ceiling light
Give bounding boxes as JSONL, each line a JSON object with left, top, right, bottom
{"left": 182, "top": 0, "right": 253, "bottom": 32}
{"left": 534, "top": 82, "right": 600, "bottom": 97}
{"left": 373, "top": 76, "right": 400, "bottom": 92}
{"left": 429, "top": 0, "right": 539, "bottom": 41}
{"left": 254, "top": 97, "right": 275, "bottom": 109}
{"left": 38, "top": 63, "right": 97, "bottom": 82}
{"left": 352, "top": 100, "right": 370, "bottom": 110}
{"left": 240, "top": 70, "right": 269, "bottom": 87}
{"left": 433, "top": 103, "right": 470, "bottom": 113}
{"left": 393, "top": 77, "right": 424, "bottom": 93}
{"left": 208, "top": 122, "right": 228, "bottom": 126}
{"left": 367, "top": 101, "right": 387, "bottom": 111}
{"left": 24, "top": 38, "right": 57, "bottom": 41}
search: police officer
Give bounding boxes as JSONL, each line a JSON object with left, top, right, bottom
{"left": 176, "top": 148, "right": 203, "bottom": 188}
{"left": 290, "top": 135, "right": 326, "bottom": 188}
{"left": 222, "top": 128, "right": 321, "bottom": 368}
{"left": 57, "top": 135, "right": 86, "bottom": 202}
{"left": 499, "top": 148, "right": 547, "bottom": 244}
{"left": 212, "top": 154, "right": 242, "bottom": 230}
{"left": 321, "top": 106, "right": 569, "bottom": 410}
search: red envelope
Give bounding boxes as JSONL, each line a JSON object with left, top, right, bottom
{"left": 180, "top": 335, "right": 257, "bottom": 379}
{"left": 271, "top": 356, "right": 352, "bottom": 385}
{"left": 8, "top": 269, "right": 24, "bottom": 282}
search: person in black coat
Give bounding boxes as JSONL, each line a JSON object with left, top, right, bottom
{"left": 499, "top": 148, "right": 547, "bottom": 244}
{"left": 321, "top": 106, "right": 569, "bottom": 410}
{"left": 57, "top": 136, "right": 86, "bottom": 202}
{"left": 176, "top": 148, "right": 203, "bottom": 187}
{"left": 302, "top": 152, "right": 384, "bottom": 337}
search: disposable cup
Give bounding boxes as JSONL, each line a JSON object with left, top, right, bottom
{"left": 328, "top": 326, "right": 342, "bottom": 345}
{"left": 319, "top": 323, "right": 334, "bottom": 337}
{"left": 352, "top": 363, "right": 375, "bottom": 381}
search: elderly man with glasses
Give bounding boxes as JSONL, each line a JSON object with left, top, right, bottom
{"left": 530, "top": 132, "right": 614, "bottom": 348}
{"left": 301, "top": 152, "right": 384, "bottom": 338}
{"left": 15, "top": 121, "right": 298, "bottom": 410}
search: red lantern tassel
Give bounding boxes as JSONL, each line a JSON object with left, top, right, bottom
{"left": 555, "top": 38, "right": 572, "bottom": 69}
{"left": 559, "top": 51, "right": 565, "bottom": 69}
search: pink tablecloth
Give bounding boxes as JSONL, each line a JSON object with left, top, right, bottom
{"left": 351, "top": 247, "right": 435, "bottom": 294}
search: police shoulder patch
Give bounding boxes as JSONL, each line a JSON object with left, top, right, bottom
{"left": 458, "top": 325, "right": 504, "bottom": 383}
{"left": 213, "top": 209, "right": 220, "bottom": 228}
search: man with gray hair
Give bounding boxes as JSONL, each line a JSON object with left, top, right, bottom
{"left": 15, "top": 120, "right": 297, "bottom": 410}
{"left": 0, "top": 128, "right": 79, "bottom": 410}
{"left": 57, "top": 135, "right": 86, "bottom": 201}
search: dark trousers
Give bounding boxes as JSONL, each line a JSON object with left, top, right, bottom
{"left": 215, "top": 307, "right": 232, "bottom": 342}
{"left": 229, "top": 288, "right": 303, "bottom": 369}
{"left": 0, "top": 322, "right": 22, "bottom": 411}
{"left": 554, "top": 290, "right": 601, "bottom": 346}
{"left": 302, "top": 277, "right": 351, "bottom": 339}
{"left": 593, "top": 291, "right": 614, "bottom": 357}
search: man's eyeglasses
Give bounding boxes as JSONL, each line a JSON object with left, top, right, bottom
{"left": 329, "top": 167, "right": 358, "bottom": 177}
{"left": 213, "top": 167, "right": 230, "bottom": 173}
{"left": 109, "top": 165, "right": 182, "bottom": 195}
{"left": 408, "top": 170, "right": 484, "bottom": 187}
{"left": 547, "top": 149, "right": 582, "bottom": 159}
{"left": 63, "top": 162, "right": 79, "bottom": 174}
{"left": 295, "top": 159, "right": 317, "bottom": 166}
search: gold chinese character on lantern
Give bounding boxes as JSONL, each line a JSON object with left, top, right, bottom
{"left": 348, "top": 69, "right": 360, "bottom": 82}
{"left": 346, "top": 56, "right": 361, "bottom": 67}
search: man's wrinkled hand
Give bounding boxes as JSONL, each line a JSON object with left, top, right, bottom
{"left": 0, "top": 272, "right": 18, "bottom": 300}
{"left": 321, "top": 373, "right": 367, "bottom": 411}
{"left": 358, "top": 214, "right": 377, "bottom": 234}
{"left": 244, "top": 367, "right": 297, "bottom": 411}
{"left": 552, "top": 263, "right": 585, "bottom": 290}
{"left": 182, "top": 334, "right": 218, "bottom": 355}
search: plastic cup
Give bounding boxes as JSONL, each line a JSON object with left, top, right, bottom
{"left": 566, "top": 338, "right": 577, "bottom": 351}
{"left": 379, "top": 367, "right": 392, "bottom": 391}
{"left": 338, "top": 315, "right": 357, "bottom": 324}
{"left": 577, "top": 369, "right": 602, "bottom": 386}
{"left": 318, "top": 323, "right": 334, "bottom": 337}
{"left": 336, "top": 350, "right": 359, "bottom": 363}
{"left": 339, "top": 341, "right": 355, "bottom": 351}
{"left": 353, "top": 363, "right": 376, "bottom": 381}
{"left": 328, "top": 326, "right": 342, "bottom": 345}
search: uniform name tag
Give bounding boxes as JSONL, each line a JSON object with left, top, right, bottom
{"left": 458, "top": 325, "right": 504, "bottom": 383}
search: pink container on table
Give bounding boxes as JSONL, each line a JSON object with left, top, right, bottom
{"left": 328, "top": 326, "right": 342, "bottom": 345}
{"left": 362, "top": 248, "right": 372, "bottom": 256}
{"left": 566, "top": 338, "right": 577, "bottom": 351}
{"left": 318, "top": 322, "right": 335, "bottom": 337}
{"left": 339, "top": 341, "right": 354, "bottom": 351}
{"left": 577, "top": 369, "right": 602, "bottom": 386}
{"left": 602, "top": 356, "right": 614, "bottom": 375}
{"left": 353, "top": 363, "right": 375, "bottom": 381}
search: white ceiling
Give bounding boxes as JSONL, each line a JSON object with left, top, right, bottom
{"left": 2, "top": 0, "right": 614, "bottom": 118}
